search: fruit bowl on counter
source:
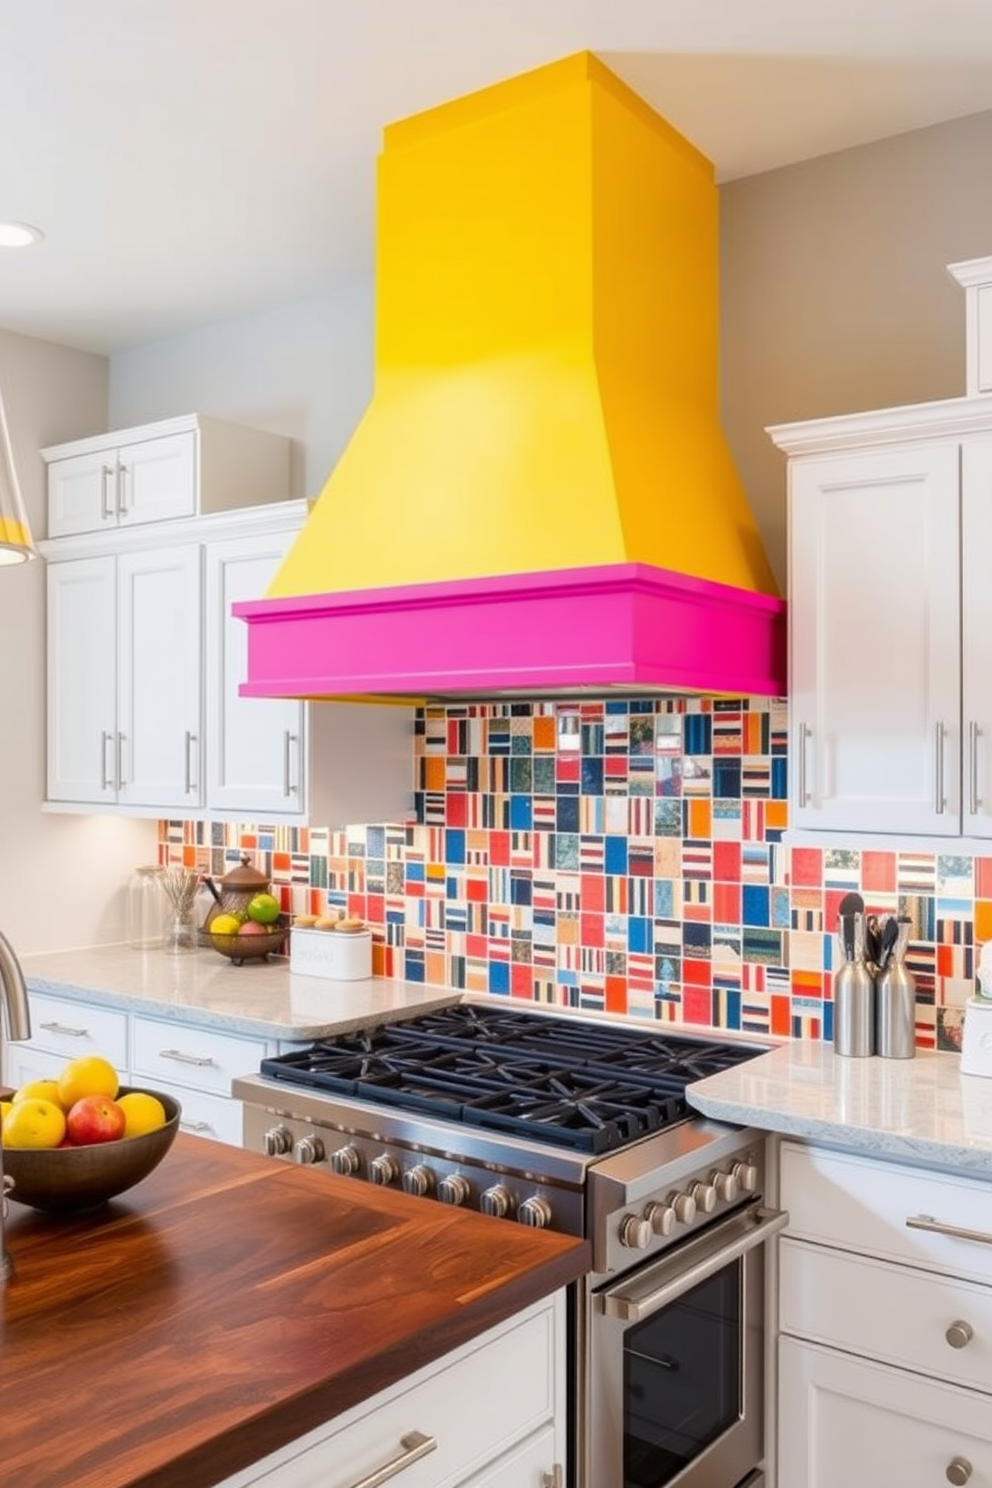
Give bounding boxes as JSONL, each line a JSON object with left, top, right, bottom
{"left": 3, "top": 1087, "right": 181, "bottom": 1213}
{"left": 207, "top": 889, "right": 289, "bottom": 964}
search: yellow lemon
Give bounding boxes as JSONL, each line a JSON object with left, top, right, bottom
{"left": 0, "top": 1100, "right": 11, "bottom": 1126}
{"left": 116, "top": 1091, "right": 167, "bottom": 1139}
{"left": 3, "top": 1097, "right": 66, "bottom": 1150}
{"left": 57, "top": 1055, "right": 119, "bottom": 1109}
{"left": 210, "top": 913, "right": 242, "bottom": 936}
{"left": 12, "top": 1078, "right": 66, "bottom": 1110}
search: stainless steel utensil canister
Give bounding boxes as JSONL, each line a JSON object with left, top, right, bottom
{"left": 834, "top": 913, "right": 875, "bottom": 1057}
{"left": 875, "top": 920, "right": 916, "bottom": 1059}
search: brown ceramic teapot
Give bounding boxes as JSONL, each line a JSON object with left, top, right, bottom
{"left": 203, "top": 854, "right": 271, "bottom": 933}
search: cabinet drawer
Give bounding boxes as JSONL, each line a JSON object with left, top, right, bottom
{"left": 781, "top": 1140, "right": 992, "bottom": 1285}
{"left": 144, "top": 1075, "right": 243, "bottom": 1146}
{"left": 779, "top": 1335, "right": 992, "bottom": 1488}
{"left": 780, "top": 1236, "right": 992, "bottom": 1393}
{"left": 227, "top": 1295, "right": 560, "bottom": 1488}
{"left": 130, "top": 1017, "right": 267, "bottom": 1095}
{"left": 27, "top": 992, "right": 128, "bottom": 1069}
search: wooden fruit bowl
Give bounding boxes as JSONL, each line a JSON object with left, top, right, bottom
{"left": 3, "top": 1088, "right": 181, "bottom": 1213}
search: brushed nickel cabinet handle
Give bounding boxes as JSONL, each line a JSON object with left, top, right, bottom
{"left": 101, "top": 465, "right": 115, "bottom": 521}
{"left": 179, "top": 1120, "right": 214, "bottom": 1134}
{"left": 969, "top": 721, "right": 983, "bottom": 816}
{"left": 945, "top": 1320, "right": 974, "bottom": 1349}
{"left": 184, "top": 731, "right": 198, "bottom": 794}
{"left": 116, "top": 462, "right": 128, "bottom": 516}
{"left": 101, "top": 730, "right": 113, "bottom": 791}
{"left": 159, "top": 1048, "right": 218, "bottom": 1068}
{"left": 947, "top": 1457, "right": 972, "bottom": 1485}
{"left": 116, "top": 731, "right": 125, "bottom": 791}
{"left": 542, "top": 1469, "right": 564, "bottom": 1488}
{"left": 935, "top": 721, "right": 946, "bottom": 814}
{"left": 282, "top": 730, "right": 299, "bottom": 797}
{"left": 907, "top": 1213, "right": 992, "bottom": 1247}
{"left": 797, "top": 722, "right": 811, "bottom": 807}
{"left": 39, "top": 1020, "right": 89, "bottom": 1038}
{"left": 346, "top": 1431, "right": 437, "bottom": 1488}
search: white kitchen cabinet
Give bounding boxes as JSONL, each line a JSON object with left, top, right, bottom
{"left": 46, "top": 542, "right": 203, "bottom": 810}
{"left": 776, "top": 1139, "right": 992, "bottom": 1488}
{"left": 203, "top": 521, "right": 414, "bottom": 824}
{"left": 43, "top": 414, "right": 291, "bottom": 539}
{"left": 217, "top": 1290, "right": 567, "bottom": 1488}
{"left": 770, "top": 401, "right": 992, "bottom": 841}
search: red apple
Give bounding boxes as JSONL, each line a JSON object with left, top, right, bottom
{"left": 66, "top": 1095, "right": 126, "bottom": 1145}
{"left": 238, "top": 919, "right": 269, "bottom": 936}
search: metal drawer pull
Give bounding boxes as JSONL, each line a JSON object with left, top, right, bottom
{"left": 116, "top": 731, "right": 125, "bottom": 790}
{"left": 969, "top": 721, "right": 982, "bottom": 816}
{"left": 101, "top": 464, "right": 115, "bottom": 520}
{"left": 907, "top": 1214, "right": 992, "bottom": 1247}
{"left": 601, "top": 1206, "right": 788, "bottom": 1323}
{"left": 945, "top": 1320, "right": 974, "bottom": 1349}
{"left": 101, "top": 730, "right": 113, "bottom": 792}
{"left": 935, "top": 721, "right": 946, "bottom": 814}
{"left": 39, "top": 1020, "right": 89, "bottom": 1038}
{"left": 282, "top": 730, "right": 299, "bottom": 797}
{"left": 947, "top": 1457, "right": 972, "bottom": 1486}
{"left": 179, "top": 1120, "right": 213, "bottom": 1134}
{"left": 346, "top": 1430, "right": 436, "bottom": 1488}
{"left": 184, "top": 731, "right": 197, "bottom": 795}
{"left": 159, "top": 1049, "right": 218, "bottom": 1068}
{"left": 117, "top": 462, "right": 128, "bottom": 515}
{"left": 797, "top": 721, "right": 811, "bottom": 807}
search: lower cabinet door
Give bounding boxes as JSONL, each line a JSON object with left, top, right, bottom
{"left": 461, "top": 1426, "right": 558, "bottom": 1487}
{"left": 778, "top": 1335, "right": 992, "bottom": 1488}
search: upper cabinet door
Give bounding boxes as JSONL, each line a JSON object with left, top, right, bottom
{"left": 46, "top": 555, "right": 118, "bottom": 804}
{"left": 961, "top": 441, "right": 992, "bottom": 838}
{"left": 116, "top": 431, "right": 197, "bottom": 528}
{"left": 204, "top": 528, "right": 306, "bottom": 818}
{"left": 789, "top": 441, "right": 961, "bottom": 835}
{"left": 116, "top": 544, "right": 203, "bottom": 811}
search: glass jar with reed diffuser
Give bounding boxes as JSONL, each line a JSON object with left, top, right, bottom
{"left": 159, "top": 867, "right": 200, "bottom": 955}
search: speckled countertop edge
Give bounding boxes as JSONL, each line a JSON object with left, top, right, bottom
{"left": 687, "top": 1039, "right": 992, "bottom": 1178}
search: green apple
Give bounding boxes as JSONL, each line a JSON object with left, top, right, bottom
{"left": 246, "top": 893, "right": 280, "bottom": 925}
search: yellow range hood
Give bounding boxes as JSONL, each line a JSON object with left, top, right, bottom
{"left": 236, "top": 52, "right": 785, "bottom": 702}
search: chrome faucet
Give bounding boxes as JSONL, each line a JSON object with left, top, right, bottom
{"left": 0, "top": 929, "right": 31, "bottom": 1282}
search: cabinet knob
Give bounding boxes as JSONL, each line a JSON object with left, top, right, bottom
{"left": 945, "top": 1320, "right": 974, "bottom": 1350}
{"left": 946, "top": 1457, "right": 972, "bottom": 1486}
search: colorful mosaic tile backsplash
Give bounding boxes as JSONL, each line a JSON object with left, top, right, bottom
{"left": 159, "top": 696, "right": 989, "bottom": 1050}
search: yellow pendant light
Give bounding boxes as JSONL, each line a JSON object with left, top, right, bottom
{"left": 0, "top": 380, "right": 34, "bottom": 564}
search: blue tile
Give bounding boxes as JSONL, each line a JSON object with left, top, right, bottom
{"left": 605, "top": 836, "right": 628, "bottom": 875}
{"left": 581, "top": 757, "right": 604, "bottom": 795}
{"left": 489, "top": 961, "right": 510, "bottom": 994}
{"left": 510, "top": 795, "right": 533, "bottom": 830}
{"left": 684, "top": 715, "right": 712, "bottom": 756}
{"left": 445, "top": 829, "right": 466, "bottom": 865}
{"left": 743, "top": 885, "right": 770, "bottom": 927}
{"left": 556, "top": 796, "right": 579, "bottom": 833}
{"left": 628, "top": 916, "right": 651, "bottom": 953}
{"left": 713, "top": 759, "right": 741, "bottom": 798}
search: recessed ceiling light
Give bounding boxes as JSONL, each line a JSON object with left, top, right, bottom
{"left": 0, "top": 222, "right": 43, "bottom": 248}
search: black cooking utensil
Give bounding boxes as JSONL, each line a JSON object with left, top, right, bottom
{"left": 837, "top": 892, "right": 864, "bottom": 961}
{"left": 878, "top": 915, "right": 899, "bottom": 970}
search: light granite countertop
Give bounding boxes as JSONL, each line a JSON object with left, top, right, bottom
{"left": 20, "top": 945, "right": 460, "bottom": 1043}
{"left": 687, "top": 1040, "right": 992, "bottom": 1178}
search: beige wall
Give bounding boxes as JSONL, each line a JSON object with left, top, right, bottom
{"left": 0, "top": 331, "right": 154, "bottom": 954}
{"left": 720, "top": 107, "right": 992, "bottom": 593}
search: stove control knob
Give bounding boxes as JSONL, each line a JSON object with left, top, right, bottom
{"left": 690, "top": 1180, "right": 717, "bottom": 1214}
{"left": 644, "top": 1201, "right": 676, "bottom": 1237}
{"left": 369, "top": 1154, "right": 399, "bottom": 1186}
{"left": 402, "top": 1164, "right": 436, "bottom": 1198}
{"left": 732, "top": 1159, "right": 758, "bottom": 1194}
{"left": 518, "top": 1196, "right": 553, "bottom": 1230}
{"left": 480, "top": 1184, "right": 514, "bottom": 1219}
{"left": 329, "top": 1144, "right": 362, "bottom": 1177}
{"left": 618, "top": 1213, "right": 652, "bottom": 1250}
{"left": 711, "top": 1169, "right": 739, "bottom": 1203}
{"left": 263, "top": 1124, "right": 293, "bottom": 1157}
{"left": 671, "top": 1191, "right": 697, "bottom": 1225}
{"left": 293, "top": 1134, "right": 325, "bottom": 1166}
{"left": 438, "top": 1173, "right": 472, "bottom": 1207}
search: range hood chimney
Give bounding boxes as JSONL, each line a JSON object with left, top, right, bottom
{"left": 237, "top": 52, "right": 785, "bottom": 701}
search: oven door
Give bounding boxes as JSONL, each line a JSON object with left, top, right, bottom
{"left": 586, "top": 1201, "right": 787, "bottom": 1488}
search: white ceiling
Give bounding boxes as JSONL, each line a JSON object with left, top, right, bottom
{"left": 5, "top": 0, "right": 992, "bottom": 355}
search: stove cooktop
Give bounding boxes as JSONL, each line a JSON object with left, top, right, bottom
{"left": 259, "top": 1005, "right": 767, "bottom": 1156}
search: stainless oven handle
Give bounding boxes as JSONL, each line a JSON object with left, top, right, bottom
{"left": 599, "top": 1206, "right": 789, "bottom": 1324}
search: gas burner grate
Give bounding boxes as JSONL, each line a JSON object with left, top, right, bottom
{"left": 258, "top": 1005, "right": 768, "bottom": 1154}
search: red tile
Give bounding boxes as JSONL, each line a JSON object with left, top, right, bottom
{"left": 713, "top": 842, "right": 741, "bottom": 882}
{"left": 445, "top": 792, "right": 467, "bottom": 827}
{"left": 771, "top": 995, "right": 791, "bottom": 1037}
{"left": 605, "top": 976, "right": 627, "bottom": 1014}
{"left": 581, "top": 874, "right": 605, "bottom": 911}
{"left": 861, "top": 851, "right": 896, "bottom": 893}
{"left": 682, "top": 986, "right": 712, "bottom": 1024}
{"left": 682, "top": 958, "right": 712, "bottom": 987}
{"left": 714, "top": 883, "right": 741, "bottom": 924}
{"left": 511, "top": 963, "right": 533, "bottom": 998}
{"left": 789, "top": 847, "right": 822, "bottom": 887}
{"left": 581, "top": 913, "right": 604, "bottom": 947}
{"left": 977, "top": 858, "right": 992, "bottom": 899}
{"left": 467, "top": 877, "right": 488, "bottom": 902}
{"left": 489, "top": 832, "right": 510, "bottom": 866}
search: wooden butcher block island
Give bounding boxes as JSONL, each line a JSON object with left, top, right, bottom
{"left": 0, "top": 1135, "right": 589, "bottom": 1488}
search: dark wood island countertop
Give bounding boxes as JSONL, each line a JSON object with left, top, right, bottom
{"left": 0, "top": 1135, "right": 589, "bottom": 1488}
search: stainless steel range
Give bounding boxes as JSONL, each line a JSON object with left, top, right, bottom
{"left": 234, "top": 1002, "right": 784, "bottom": 1488}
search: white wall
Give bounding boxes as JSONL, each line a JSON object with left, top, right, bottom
{"left": 108, "top": 277, "right": 375, "bottom": 500}
{"left": 0, "top": 330, "right": 155, "bottom": 955}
